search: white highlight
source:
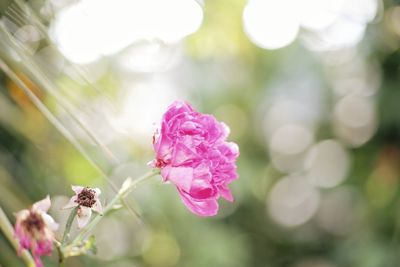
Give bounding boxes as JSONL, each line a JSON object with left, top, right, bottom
{"left": 297, "top": 0, "right": 345, "bottom": 30}
{"left": 51, "top": 0, "right": 203, "bottom": 64}
{"left": 243, "top": 0, "right": 379, "bottom": 51}
{"left": 109, "top": 78, "right": 183, "bottom": 140}
{"left": 243, "top": 0, "right": 299, "bottom": 50}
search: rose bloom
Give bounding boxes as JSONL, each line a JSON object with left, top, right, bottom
{"left": 14, "top": 196, "right": 59, "bottom": 267}
{"left": 152, "top": 101, "right": 239, "bottom": 216}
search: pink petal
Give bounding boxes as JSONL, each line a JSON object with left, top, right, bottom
{"left": 164, "top": 101, "right": 194, "bottom": 122}
{"left": 162, "top": 166, "right": 193, "bottom": 192}
{"left": 34, "top": 240, "right": 53, "bottom": 256}
{"left": 219, "top": 142, "right": 240, "bottom": 160}
{"left": 227, "top": 142, "right": 239, "bottom": 156}
{"left": 198, "top": 115, "right": 228, "bottom": 143}
{"left": 218, "top": 185, "right": 234, "bottom": 202}
{"left": 71, "top": 185, "right": 84, "bottom": 194}
{"left": 33, "top": 196, "right": 51, "bottom": 212}
{"left": 189, "top": 164, "right": 215, "bottom": 199}
{"left": 33, "top": 255, "right": 44, "bottom": 267}
{"left": 171, "top": 142, "right": 197, "bottom": 165}
{"left": 180, "top": 121, "right": 199, "bottom": 132}
{"left": 220, "top": 122, "right": 230, "bottom": 137}
{"left": 178, "top": 188, "right": 219, "bottom": 217}
{"left": 18, "top": 235, "right": 31, "bottom": 251}
{"left": 189, "top": 182, "right": 215, "bottom": 199}
{"left": 62, "top": 196, "right": 78, "bottom": 210}
{"left": 77, "top": 207, "right": 92, "bottom": 228}
{"left": 154, "top": 126, "right": 173, "bottom": 160}
{"left": 193, "top": 163, "right": 212, "bottom": 180}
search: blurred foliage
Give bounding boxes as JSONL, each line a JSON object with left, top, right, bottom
{"left": 1, "top": 0, "right": 400, "bottom": 267}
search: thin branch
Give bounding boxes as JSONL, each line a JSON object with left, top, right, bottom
{"left": 0, "top": 1, "right": 144, "bottom": 221}
{"left": 69, "top": 169, "right": 159, "bottom": 248}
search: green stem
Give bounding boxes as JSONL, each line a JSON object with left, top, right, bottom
{"left": 0, "top": 207, "right": 35, "bottom": 267}
{"left": 69, "top": 169, "right": 159, "bottom": 247}
{"left": 55, "top": 243, "right": 64, "bottom": 267}
{"left": 61, "top": 207, "right": 78, "bottom": 245}
{"left": 58, "top": 207, "right": 78, "bottom": 266}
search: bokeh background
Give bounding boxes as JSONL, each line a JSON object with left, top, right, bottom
{"left": 1, "top": 0, "right": 400, "bottom": 266}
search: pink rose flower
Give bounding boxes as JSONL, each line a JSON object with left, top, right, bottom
{"left": 14, "top": 196, "right": 59, "bottom": 267}
{"left": 152, "top": 101, "right": 239, "bottom": 216}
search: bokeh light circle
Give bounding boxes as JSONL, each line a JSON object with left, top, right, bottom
{"left": 268, "top": 175, "right": 319, "bottom": 227}
{"left": 243, "top": 0, "right": 299, "bottom": 50}
{"left": 305, "top": 140, "right": 350, "bottom": 188}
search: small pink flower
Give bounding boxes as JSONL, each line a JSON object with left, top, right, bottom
{"left": 152, "top": 101, "right": 239, "bottom": 216}
{"left": 14, "top": 196, "right": 59, "bottom": 267}
{"left": 63, "top": 186, "right": 102, "bottom": 228}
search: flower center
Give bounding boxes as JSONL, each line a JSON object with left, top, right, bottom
{"left": 23, "top": 211, "right": 44, "bottom": 233}
{"left": 75, "top": 188, "right": 96, "bottom": 208}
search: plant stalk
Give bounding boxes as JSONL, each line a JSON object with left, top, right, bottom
{"left": 69, "top": 169, "right": 160, "bottom": 248}
{"left": 0, "top": 207, "right": 35, "bottom": 267}
{"left": 61, "top": 207, "right": 78, "bottom": 245}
